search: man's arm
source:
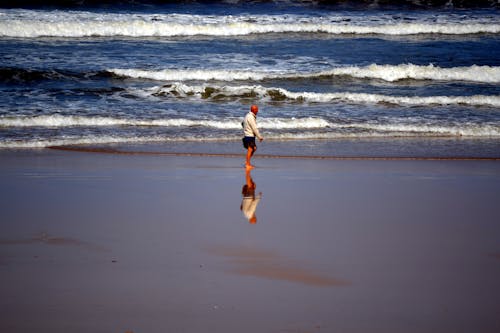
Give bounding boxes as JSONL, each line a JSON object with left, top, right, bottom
{"left": 248, "top": 115, "right": 263, "bottom": 141}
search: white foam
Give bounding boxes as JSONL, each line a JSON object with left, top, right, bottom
{"left": 111, "top": 68, "right": 272, "bottom": 81}
{"left": 2, "top": 21, "right": 498, "bottom": 38}
{"left": 110, "top": 64, "right": 500, "bottom": 84}
{"left": 318, "top": 64, "right": 500, "bottom": 83}
{"left": 282, "top": 91, "right": 500, "bottom": 107}
{"left": 0, "top": 114, "right": 331, "bottom": 130}
{"left": 148, "top": 83, "right": 500, "bottom": 107}
{"left": 0, "top": 135, "right": 165, "bottom": 149}
{"left": 0, "top": 133, "right": 239, "bottom": 148}
{"left": 332, "top": 122, "right": 500, "bottom": 137}
{"left": 272, "top": 120, "right": 500, "bottom": 139}
{"left": 1, "top": 10, "right": 499, "bottom": 37}
{"left": 0, "top": 115, "right": 130, "bottom": 127}
{"left": 1, "top": 122, "right": 499, "bottom": 148}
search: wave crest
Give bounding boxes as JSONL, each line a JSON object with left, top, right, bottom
{"left": 109, "top": 64, "right": 500, "bottom": 84}
{"left": 142, "top": 83, "right": 500, "bottom": 107}
{"left": 0, "top": 114, "right": 331, "bottom": 129}
{"left": 1, "top": 123, "right": 499, "bottom": 148}
{"left": 2, "top": 20, "right": 499, "bottom": 38}
{"left": 1, "top": 11, "right": 499, "bottom": 37}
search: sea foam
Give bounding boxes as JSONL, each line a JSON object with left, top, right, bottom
{"left": 0, "top": 114, "right": 331, "bottom": 129}
{"left": 1, "top": 122, "right": 499, "bottom": 148}
{"left": 3, "top": 21, "right": 499, "bottom": 37}
{"left": 145, "top": 83, "right": 500, "bottom": 107}
{"left": 110, "top": 64, "right": 500, "bottom": 84}
{"left": 1, "top": 10, "right": 499, "bottom": 37}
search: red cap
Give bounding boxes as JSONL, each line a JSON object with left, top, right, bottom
{"left": 250, "top": 105, "right": 258, "bottom": 113}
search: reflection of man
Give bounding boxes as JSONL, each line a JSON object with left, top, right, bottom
{"left": 240, "top": 169, "right": 262, "bottom": 224}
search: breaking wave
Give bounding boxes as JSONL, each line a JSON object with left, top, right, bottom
{"left": 331, "top": 122, "right": 500, "bottom": 137}
{"left": 8, "top": 63, "right": 498, "bottom": 86}
{"left": 109, "top": 64, "right": 500, "bottom": 84}
{"left": 139, "top": 83, "right": 500, "bottom": 107}
{"left": 0, "top": 135, "right": 171, "bottom": 149}
{"left": 1, "top": 123, "right": 499, "bottom": 148}
{"left": 1, "top": 11, "right": 499, "bottom": 37}
{"left": 0, "top": 114, "right": 331, "bottom": 129}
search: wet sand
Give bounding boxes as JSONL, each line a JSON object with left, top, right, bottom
{"left": 1, "top": 147, "right": 500, "bottom": 333}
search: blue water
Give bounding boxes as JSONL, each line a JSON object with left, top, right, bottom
{"left": 0, "top": 2, "right": 499, "bottom": 156}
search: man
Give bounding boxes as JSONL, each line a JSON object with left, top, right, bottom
{"left": 242, "top": 104, "right": 264, "bottom": 169}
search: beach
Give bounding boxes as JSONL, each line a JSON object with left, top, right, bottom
{"left": 1, "top": 1, "right": 499, "bottom": 331}
{"left": 1, "top": 145, "right": 499, "bottom": 333}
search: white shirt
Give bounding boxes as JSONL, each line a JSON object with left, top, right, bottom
{"left": 243, "top": 111, "right": 262, "bottom": 140}
{"left": 241, "top": 195, "right": 262, "bottom": 220}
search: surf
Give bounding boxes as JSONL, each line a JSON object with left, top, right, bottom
{"left": 1, "top": 10, "right": 499, "bottom": 37}
{"left": 0, "top": 114, "right": 331, "bottom": 129}
{"left": 109, "top": 64, "right": 500, "bottom": 84}
{"left": 137, "top": 83, "right": 500, "bottom": 107}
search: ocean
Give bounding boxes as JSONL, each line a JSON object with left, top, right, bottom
{"left": 1, "top": 1, "right": 499, "bottom": 157}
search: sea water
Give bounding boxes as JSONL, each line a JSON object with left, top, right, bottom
{"left": 0, "top": 1, "right": 499, "bottom": 157}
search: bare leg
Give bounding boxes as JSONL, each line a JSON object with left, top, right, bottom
{"left": 245, "top": 146, "right": 255, "bottom": 169}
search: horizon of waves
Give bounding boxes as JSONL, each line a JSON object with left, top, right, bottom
{"left": 1, "top": 11, "right": 500, "bottom": 37}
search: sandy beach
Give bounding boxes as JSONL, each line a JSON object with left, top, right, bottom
{"left": 2, "top": 0, "right": 500, "bottom": 331}
{"left": 0, "top": 146, "right": 499, "bottom": 333}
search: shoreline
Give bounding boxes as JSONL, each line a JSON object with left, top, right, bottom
{"left": 47, "top": 144, "right": 500, "bottom": 161}
{"left": 2, "top": 136, "right": 499, "bottom": 160}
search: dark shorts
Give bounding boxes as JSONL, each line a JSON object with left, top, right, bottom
{"left": 242, "top": 136, "right": 256, "bottom": 149}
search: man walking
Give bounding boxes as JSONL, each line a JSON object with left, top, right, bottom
{"left": 242, "top": 104, "right": 264, "bottom": 169}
